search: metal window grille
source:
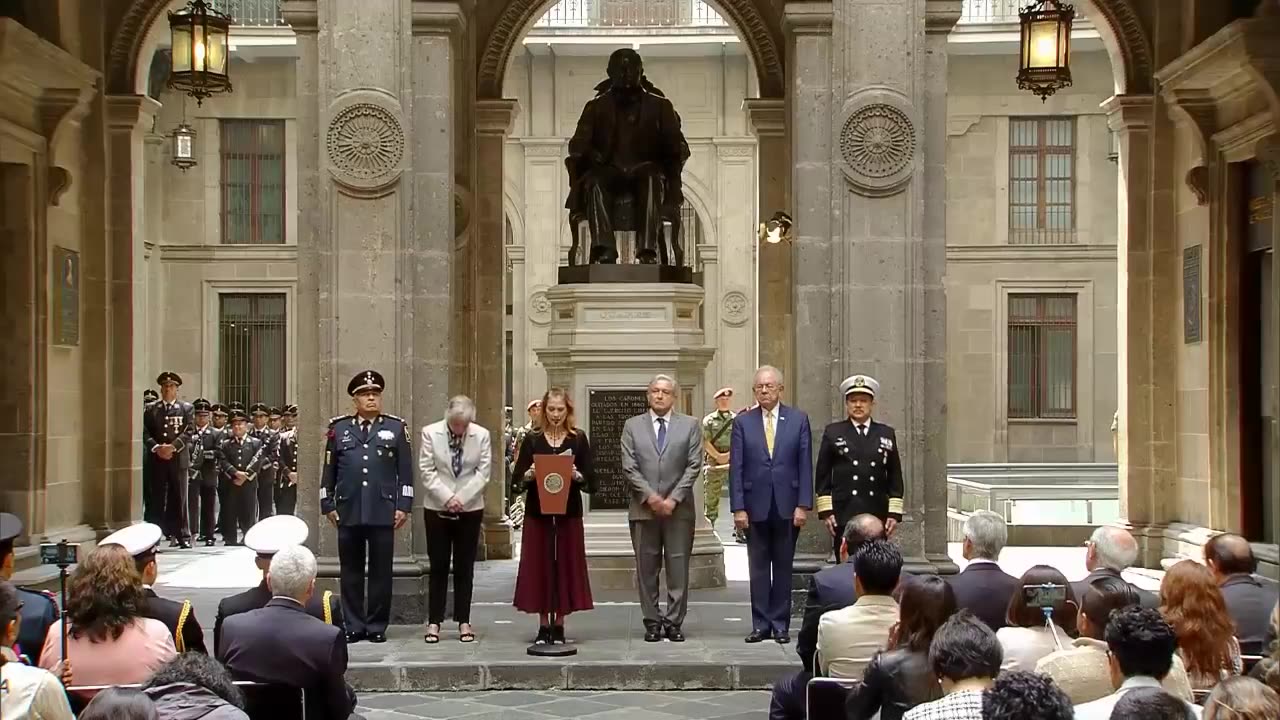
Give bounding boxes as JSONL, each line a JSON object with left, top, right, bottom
{"left": 1008, "top": 294, "right": 1077, "bottom": 419}
{"left": 218, "top": 293, "right": 287, "bottom": 409}
{"left": 1009, "top": 117, "right": 1076, "bottom": 245}
{"left": 220, "top": 120, "right": 286, "bottom": 245}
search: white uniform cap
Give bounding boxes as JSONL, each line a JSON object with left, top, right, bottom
{"left": 713, "top": 387, "right": 734, "bottom": 400}
{"left": 99, "top": 523, "right": 163, "bottom": 557}
{"left": 840, "top": 374, "right": 879, "bottom": 399}
{"left": 244, "top": 515, "right": 310, "bottom": 557}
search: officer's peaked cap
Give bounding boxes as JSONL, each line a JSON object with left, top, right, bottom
{"left": 840, "top": 374, "right": 879, "bottom": 399}
{"left": 348, "top": 370, "right": 386, "bottom": 396}
{"left": 156, "top": 371, "right": 183, "bottom": 387}
{"left": 99, "top": 523, "right": 163, "bottom": 557}
{"left": 0, "top": 513, "right": 22, "bottom": 544}
{"left": 244, "top": 515, "right": 309, "bottom": 558}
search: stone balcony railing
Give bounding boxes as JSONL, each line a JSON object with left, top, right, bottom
{"left": 219, "top": 0, "right": 287, "bottom": 27}
{"left": 960, "top": 0, "right": 1090, "bottom": 26}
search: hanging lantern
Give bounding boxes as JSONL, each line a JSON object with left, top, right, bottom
{"left": 1017, "top": 0, "right": 1074, "bottom": 102}
{"left": 168, "top": 0, "right": 233, "bottom": 105}
{"left": 171, "top": 122, "right": 198, "bottom": 171}
{"left": 758, "top": 211, "right": 793, "bottom": 245}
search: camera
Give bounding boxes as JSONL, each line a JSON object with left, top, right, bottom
{"left": 39, "top": 541, "right": 79, "bottom": 567}
{"left": 1022, "top": 583, "right": 1067, "bottom": 608}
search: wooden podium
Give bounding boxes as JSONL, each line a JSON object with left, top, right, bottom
{"left": 527, "top": 453, "right": 578, "bottom": 657}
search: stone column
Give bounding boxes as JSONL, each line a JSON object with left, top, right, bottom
{"left": 743, "top": 99, "right": 791, "bottom": 383}
{"left": 475, "top": 98, "right": 518, "bottom": 559}
{"left": 508, "top": 244, "right": 528, "bottom": 410}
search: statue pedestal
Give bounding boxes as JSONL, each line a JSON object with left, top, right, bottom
{"left": 534, "top": 282, "right": 725, "bottom": 590}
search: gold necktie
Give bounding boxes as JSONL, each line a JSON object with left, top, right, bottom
{"left": 765, "top": 412, "right": 775, "bottom": 456}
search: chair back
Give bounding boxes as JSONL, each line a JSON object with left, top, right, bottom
{"left": 806, "top": 676, "right": 859, "bottom": 720}
{"left": 1242, "top": 654, "right": 1263, "bottom": 675}
{"left": 65, "top": 681, "right": 303, "bottom": 720}
{"left": 1192, "top": 688, "right": 1212, "bottom": 706}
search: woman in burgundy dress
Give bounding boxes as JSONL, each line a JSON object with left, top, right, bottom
{"left": 511, "top": 387, "right": 595, "bottom": 644}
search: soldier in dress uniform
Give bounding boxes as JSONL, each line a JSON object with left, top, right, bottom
{"left": 506, "top": 398, "right": 542, "bottom": 529}
{"left": 143, "top": 389, "right": 161, "bottom": 526}
{"left": 249, "top": 403, "right": 280, "bottom": 521}
{"left": 98, "top": 522, "right": 206, "bottom": 654}
{"left": 217, "top": 408, "right": 266, "bottom": 546}
{"left": 212, "top": 515, "right": 344, "bottom": 656}
{"left": 814, "top": 374, "right": 904, "bottom": 560}
{"left": 187, "top": 399, "right": 221, "bottom": 547}
{"left": 211, "top": 403, "right": 229, "bottom": 430}
{"left": 268, "top": 406, "right": 283, "bottom": 432}
{"left": 275, "top": 404, "right": 299, "bottom": 517}
{"left": 0, "top": 513, "right": 58, "bottom": 666}
{"left": 281, "top": 403, "right": 297, "bottom": 431}
{"left": 700, "top": 387, "right": 736, "bottom": 527}
{"left": 321, "top": 370, "right": 413, "bottom": 644}
{"left": 144, "top": 372, "right": 195, "bottom": 549}
{"left": 210, "top": 403, "right": 230, "bottom": 540}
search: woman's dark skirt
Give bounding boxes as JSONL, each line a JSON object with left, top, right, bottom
{"left": 513, "top": 514, "right": 594, "bottom": 615}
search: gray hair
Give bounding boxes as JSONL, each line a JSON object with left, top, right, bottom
{"left": 962, "top": 510, "right": 1008, "bottom": 561}
{"left": 754, "top": 365, "right": 784, "bottom": 386}
{"left": 649, "top": 374, "right": 677, "bottom": 391}
{"left": 445, "top": 395, "right": 476, "bottom": 423}
{"left": 1090, "top": 525, "right": 1138, "bottom": 571}
{"left": 267, "top": 544, "right": 317, "bottom": 600}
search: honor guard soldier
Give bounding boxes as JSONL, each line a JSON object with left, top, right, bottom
{"left": 144, "top": 372, "right": 195, "bottom": 549}
{"left": 217, "top": 408, "right": 266, "bottom": 546}
{"left": 815, "top": 374, "right": 904, "bottom": 558}
{"left": 213, "top": 515, "right": 344, "bottom": 656}
{"left": 275, "top": 405, "right": 299, "bottom": 516}
{"left": 188, "top": 399, "right": 222, "bottom": 546}
{"left": 210, "top": 404, "right": 230, "bottom": 540}
{"left": 99, "top": 523, "right": 206, "bottom": 654}
{"left": 0, "top": 513, "right": 58, "bottom": 665}
{"left": 249, "top": 403, "right": 280, "bottom": 521}
{"left": 701, "top": 387, "right": 736, "bottom": 526}
{"left": 321, "top": 370, "right": 413, "bottom": 644}
{"left": 211, "top": 403, "right": 229, "bottom": 430}
{"left": 282, "top": 403, "right": 297, "bottom": 431}
{"left": 142, "top": 389, "right": 161, "bottom": 526}
{"left": 268, "top": 406, "right": 283, "bottom": 431}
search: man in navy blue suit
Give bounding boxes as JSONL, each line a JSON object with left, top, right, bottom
{"left": 730, "top": 365, "right": 813, "bottom": 644}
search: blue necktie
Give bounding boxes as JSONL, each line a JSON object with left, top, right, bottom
{"left": 656, "top": 417, "right": 667, "bottom": 453}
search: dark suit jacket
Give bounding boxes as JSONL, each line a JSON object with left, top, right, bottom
{"left": 219, "top": 598, "right": 355, "bottom": 720}
{"left": 729, "top": 404, "right": 813, "bottom": 521}
{"left": 1220, "top": 573, "right": 1279, "bottom": 656}
{"left": 947, "top": 561, "right": 1020, "bottom": 632}
{"left": 213, "top": 581, "right": 345, "bottom": 657}
{"left": 797, "top": 564, "right": 859, "bottom": 673}
{"left": 1071, "top": 568, "right": 1158, "bottom": 610}
{"left": 143, "top": 588, "right": 206, "bottom": 654}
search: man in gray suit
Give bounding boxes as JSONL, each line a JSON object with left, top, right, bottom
{"left": 621, "top": 374, "right": 704, "bottom": 642}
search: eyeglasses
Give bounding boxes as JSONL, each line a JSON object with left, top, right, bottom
{"left": 753, "top": 383, "right": 779, "bottom": 391}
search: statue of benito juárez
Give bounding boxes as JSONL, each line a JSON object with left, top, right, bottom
{"left": 565, "top": 48, "right": 692, "bottom": 267}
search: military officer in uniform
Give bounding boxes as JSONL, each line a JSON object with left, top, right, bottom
{"left": 210, "top": 403, "right": 230, "bottom": 540}
{"left": 700, "top": 387, "right": 736, "bottom": 527}
{"left": 249, "top": 403, "right": 280, "bottom": 521}
{"left": 144, "top": 372, "right": 195, "bottom": 549}
{"left": 275, "top": 405, "right": 299, "bottom": 517}
{"left": 268, "top": 406, "right": 283, "bottom": 431}
{"left": 282, "top": 403, "right": 297, "bottom": 431}
{"left": 213, "top": 515, "right": 344, "bottom": 656}
{"left": 99, "top": 523, "right": 206, "bottom": 654}
{"left": 321, "top": 370, "right": 413, "bottom": 644}
{"left": 814, "top": 374, "right": 904, "bottom": 560}
{"left": 211, "top": 403, "right": 229, "bottom": 430}
{"left": 0, "top": 513, "right": 58, "bottom": 666}
{"left": 143, "top": 388, "right": 161, "bottom": 525}
{"left": 217, "top": 408, "right": 266, "bottom": 546}
{"left": 188, "top": 399, "right": 222, "bottom": 546}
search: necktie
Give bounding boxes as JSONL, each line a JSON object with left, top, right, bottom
{"left": 361, "top": 421, "right": 370, "bottom": 435}
{"left": 656, "top": 417, "right": 667, "bottom": 453}
{"left": 859, "top": 424, "right": 867, "bottom": 438}
{"left": 765, "top": 412, "right": 775, "bottom": 455}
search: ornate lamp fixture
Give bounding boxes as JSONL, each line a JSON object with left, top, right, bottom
{"left": 758, "top": 211, "right": 793, "bottom": 244}
{"left": 168, "top": 0, "right": 233, "bottom": 105}
{"left": 171, "top": 98, "right": 198, "bottom": 171}
{"left": 1017, "top": 0, "right": 1074, "bottom": 102}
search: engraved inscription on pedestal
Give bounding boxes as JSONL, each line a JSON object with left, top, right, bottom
{"left": 587, "top": 388, "right": 649, "bottom": 511}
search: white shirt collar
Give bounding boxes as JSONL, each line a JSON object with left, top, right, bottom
{"left": 271, "top": 595, "right": 305, "bottom": 607}
{"left": 966, "top": 558, "right": 999, "bottom": 566}
{"left": 1118, "top": 676, "right": 1164, "bottom": 692}
{"left": 650, "top": 409, "right": 672, "bottom": 422}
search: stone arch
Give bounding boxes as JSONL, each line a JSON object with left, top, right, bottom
{"left": 1086, "top": 0, "right": 1155, "bottom": 94}
{"left": 476, "top": 0, "right": 785, "bottom": 99}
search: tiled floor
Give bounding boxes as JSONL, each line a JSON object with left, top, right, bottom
{"left": 355, "top": 690, "right": 769, "bottom": 720}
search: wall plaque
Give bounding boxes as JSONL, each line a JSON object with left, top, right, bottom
{"left": 53, "top": 246, "right": 79, "bottom": 346}
{"left": 587, "top": 388, "right": 649, "bottom": 511}
{"left": 1183, "top": 244, "right": 1201, "bottom": 344}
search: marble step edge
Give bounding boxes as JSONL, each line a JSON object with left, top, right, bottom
{"left": 346, "top": 659, "right": 798, "bottom": 692}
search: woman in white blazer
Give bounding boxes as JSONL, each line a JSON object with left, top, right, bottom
{"left": 418, "top": 395, "right": 492, "bottom": 644}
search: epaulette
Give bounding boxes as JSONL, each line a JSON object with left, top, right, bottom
{"left": 381, "top": 414, "right": 405, "bottom": 424}
{"left": 328, "top": 415, "right": 352, "bottom": 427}
{"left": 175, "top": 599, "right": 192, "bottom": 653}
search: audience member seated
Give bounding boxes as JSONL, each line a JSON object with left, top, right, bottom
{"left": 0, "top": 581, "right": 73, "bottom": 720}
{"left": 845, "top": 575, "right": 955, "bottom": 720}
{"left": 901, "top": 610, "right": 1002, "bottom": 720}
{"left": 980, "top": 670, "right": 1073, "bottom": 720}
{"left": 100, "top": 523, "right": 206, "bottom": 654}
{"left": 1072, "top": 605, "right": 1203, "bottom": 719}
{"left": 1203, "top": 533, "right": 1278, "bottom": 656}
{"left": 1251, "top": 602, "right": 1278, "bottom": 690}
{"left": 1202, "top": 676, "right": 1280, "bottom": 720}
{"left": 1108, "top": 687, "right": 1198, "bottom": 720}
{"left": 38, "top": 544, "right": 176, "bottom": 697}
{"left": 1036, "top": 575, "right": 1193, "bottom": 704}
{"left": 815, "top": 539, "right": 901, "bottom": 679}
{"left": 219, "top": 544, "right": 359, "bottom": 720}
{"left": 946, "top": 511, "right": 1019, "bottom": 631}
{"left": 1161, "top": 560, "right": 1243, "bottom": 691}
{"left": 1073, "top": 526, "right": 1158, "bottom": 608}
{"left": 79, "top": 687, "right": 160, "bottom": 720}
{"left": 769, "top": 514, "right": 883, "bottom": 720}
{"left": 996, "top": 564, "right": 1077, "bottom": 671}
{"left": 143, "top": 651, "right": 250, "bottom": 719}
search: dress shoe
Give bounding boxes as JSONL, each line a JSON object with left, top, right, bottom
{"left": 204, "top": 538, "right": 216, "bottom": 547}
{"left": 644, "top": 625, "right": 664, "bottom": 643}
{"left": 368, "top": 632, "right": 387, "bottom": 643}
{"left": 534, "top": 626, "right": 552, "bottom": 645}
{"left": 774, "top": 633, "right": 791, "bottom": 644}
{"left": 345, "top": 631, "right": 366, "bottom": 644}
{"left": 178, "top": 540, "right": 192, "bottom": 549}
{"left": 665, "top": 625, "right": 685, "bottom": 642}
{"left": 745, "top": 629, "right": 772, "bottom": 643}
{"left": 551, "top": 625, "right": 566, "bottom": 644}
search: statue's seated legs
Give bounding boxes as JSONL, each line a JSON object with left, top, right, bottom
{"left": 570, "top": 162, "right": 682, "bottom": 266}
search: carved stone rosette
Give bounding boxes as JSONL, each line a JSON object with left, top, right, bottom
{"left": 325, "top": 90, "right": 407, "bottom": 192}
{"left": 837, "top": 91, "right": 920, "bottom": 197}
{"left": 721, "top": 289, "right": 750, "bottom": 326}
